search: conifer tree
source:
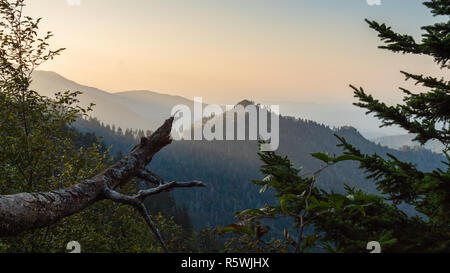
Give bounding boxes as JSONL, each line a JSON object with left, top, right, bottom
{"left": 227, "top": 1, "right": 449, "bottom": 252}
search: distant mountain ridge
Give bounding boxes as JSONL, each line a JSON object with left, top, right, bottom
{"left": 372, "top": 134, "right": 444, "bottom": 154}
{"left": 30, "top": 70, "right": 199, "bottom": 131}
{"left": 32, "top": 70, "right": 403, "bottom": 139}
{"left": 114, "top": 90, "right": 198, "bottom": 125}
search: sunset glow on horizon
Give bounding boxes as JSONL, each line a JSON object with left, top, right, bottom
{"left": 25, "top": 0, "right": 446, "bottom": 105}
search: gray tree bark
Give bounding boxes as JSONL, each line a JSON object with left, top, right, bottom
{"left": 0, "top": 117, "right": 205, "bottom": 251}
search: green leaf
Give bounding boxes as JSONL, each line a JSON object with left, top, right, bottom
{"left": 262, "top": 174, "right": 275, "bottom": 182}
{"left": 219, "top": 224, "right": 254, "bottom": 236}
{"left": 283, "top": 228, "right": 296, "bottom": 246}
{"left": 259, "top": 184, "right": 269, "bottom": 194}
{"left": 239, "top": 209, "right": 263, "bottom": 217}
{"left": 280, "top": 194, "right": 300, "bottom": 213}
{"left": 332, "top": 154, "right": 363, "bottom": 163}
{"left": 301, "top": 234, "right": 319, "bottom": 251}
{"left": 311, "top": 152, "right": 330, "bottom": 163}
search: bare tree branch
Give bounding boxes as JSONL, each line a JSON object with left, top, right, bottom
{"left": 0, "top": 117, "right": 206, "bottom": 252}
{"left": 102, "top": 180, "right": 205, "bottom": 252}
{"left": 294, "top": 164, "right": 331, "bottom": 253}
{"left": 137, "top": 168, "right": 165, "bottom": 186}
{"left": 135, "top": 181, "right": 206, "bottom": 202}
{"left": 103, "top": 188, "right": 169, "bottom": 252}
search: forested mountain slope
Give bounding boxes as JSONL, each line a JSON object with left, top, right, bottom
{"left": 74, "top": 109, "right": 445, "bottom": 231}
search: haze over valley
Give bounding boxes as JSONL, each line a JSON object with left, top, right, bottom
{"left": 32, "top": 70, "right": 407, "bottom": 140}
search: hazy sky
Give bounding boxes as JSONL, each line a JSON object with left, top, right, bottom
{"left": 26, "top": 0, "right": 447, "bottom": 104}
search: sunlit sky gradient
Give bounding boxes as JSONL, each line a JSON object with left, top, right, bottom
{"left": 26, "top": 0, "right": 447, "bottom": 104}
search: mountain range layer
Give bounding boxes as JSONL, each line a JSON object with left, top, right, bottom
{"left": 33, "top": 71, "right": 445, "bottom": 232}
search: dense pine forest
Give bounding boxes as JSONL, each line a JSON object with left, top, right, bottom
{"left": 74, "top": 113, "right": 445, "bottom": 233}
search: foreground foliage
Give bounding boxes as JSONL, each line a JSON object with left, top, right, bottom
{"left": 221, "top": 0, "right": 449, "bottom": 253}
{"left": 0, "top": 0, "right": 196, "bottom": 253}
